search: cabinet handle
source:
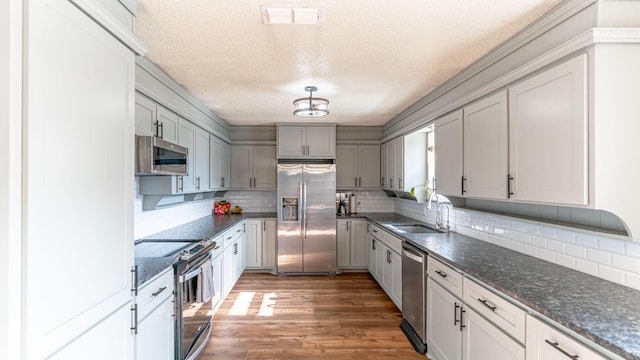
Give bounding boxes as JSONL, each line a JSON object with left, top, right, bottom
{"left": 152, "top": 286, "right": 167, "bottom": 297}
{"left": 130, "top": 304, "right": 138, "bottom": 335}
{"left": 220, "top": 177, "right": 225, "bottom": 187}
{"left": 454, "top": 302, "right": 460, "bottom": 326}
{"left": 346, "top": 221, "right": 349, "bottom": 231}
{"left": 159, "top": 121, "right": 164, "bottom": 139}
{"left": 432, "top": 177, "right": 437, "bottom": 193}
{"left": 477, "top": 298, "right": 497, "bottom": 312}
{"left": 301, "top": 145, "right": 305, "bottom": 155}
{"left": 306, "top": 145, "right": 310, "bottom": 155}
{"left": 387, "top": 250, "right": 391, "bottom": 264}
{"left": 398, "top": 178, "right": 402, "bottom": 190}
{"left": 435, "top": 269, "right": 447, "bottom": 278}
{"left": 196, "top": 176, "right": 200, "bottom": 190}
{"left": 236, "top": 228, "right": 242, "bottom": 233}
{"left": 263, "top": 222, "right": 266, "bottom": 231}
{"left": 178, "top": 176, "right": 184, "bottom": 192}
{"left": 507, "top": 175, "right": 514, "bottom": 198}
{"left": 459, "top": 306, "right": 466, "bottom": 331}
{"left": 381, "top": 177, "right": 385, "bottom": 187}
{"left": 372, "top": 229, "right": 378, "bottom": 233}
{"left": 130, "top": 266, "right": 138, "bottom": 296}
{"left": 359, "top": 177, "right": 362, "bottom": 187}
{"left": 233, "top": 243, "right": 238, "bottom": 255}
{"left": 372, "top": 239, "right": 376, "bottom": 250}
{"left": 153, "top": 121, "right": 159, "bottom": 137}
{"left": 355, "top": 177, "right": 358, "bottom": 187}
{"left": 390, "top": 178, "right": 393, "bottom": 188}
{"left": 461, "top": 176, "right": 467, "bottom": 195}
{"left": 545, "top": 340, "right": 579, "bottom": 359}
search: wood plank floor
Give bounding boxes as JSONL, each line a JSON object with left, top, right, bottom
{"left": 201, "top": 272, "right": 428, "bottom": 360}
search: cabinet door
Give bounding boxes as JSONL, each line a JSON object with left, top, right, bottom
{"left": 336, "top": 220, "right": 350, "bottom": 267}
{"left": 463, "top": 91, "right": 508, "bottom": 199}
{"left": 526, "top": 315, "right": 605, "bottom": 360}
{"left": 136, "top": 296, "right": 174, "bottom": 360}
{"left": 336, "top": 145, "right": 358, "bottom": 188}
{"left": 211, "top": 253, "right": 223, "bottom": 311}
{"left": 351, "top": 220, "right": 369, "bottom": 267}
{"left": 253, "top": 146, "right": 277, "bottom": 189}
{"left": 380, "top": 142, "right": 389, "bottom": 189}
{"left": 156, "top": 106, "right": 178, "bottom": 143}
{"left": 235, "top": 235, "right": 246, "bottom": 279}
{"left": 230, "top": 145, "right": 252, "bottom": 188}
{"left": 393, "top": 138, "right": 404, "bottom": 191}
{"left": 245, "top": 220, "right": 262, "bottom": 268}
{"left": 462, "top": 308, "right": 524, "bottom": 360}
{"left": 262, "top": 220, "right": 277, "bottom": 268}
{"left": 220, "top": 141, "right": 231, "bottom": 188}
{"left": 135, "top": 93, "right": 156, "bottom": 137}
{"left": 195, "top": 127, "right": 209, "bottom": 192}
{"left": 222, "top": 245, "right": 235, "bottom": 297}
{"left": 389, "top": 249, "right": 402, "bottom": 309}
{"left": 375, "top": 241, "right": 386, "bottom": 283}
{"left": 306, "top": 126, "right": 336, "bottom": 158}
{"left": 178, "top": 119, "right": 197, "bottom": 192}
{"left": 427, "top": 278, "right": 463, "bottom": 360}
{"left": 25, "top": 0, "right": 134, "bottom": 355}
{"left": 359, "top": 145, "right": 381, "bottom": 188}
{"left": 509, "top": 55, "right": 588, "bottom": 205}
{"left": 367, "top": 235, "right": 379, "bottom": 279}
{"left": 209, "top": 135, "right": 222, "bottom": 189}
{"left": 277, "top": 126, "right": 306, "bottom": 157}
{"left": 384, "top": 141, "right": 397, "bottom": 190}
{"left": 435, "top": 110, "right": 463, "bottom": 196}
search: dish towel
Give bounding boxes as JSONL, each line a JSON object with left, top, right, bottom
{"left": 196, "top": 261, "right": 215, "bottom": 303}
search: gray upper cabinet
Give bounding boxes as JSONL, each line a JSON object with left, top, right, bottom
{"left": 277, "top": 124, "right": 336, "bottom": 159}
{"left": 134, "top": 93, "right": 178, "bottom": 143}
{"left": 336, "top": 145, "right": 381, "bottom": 189}
{"left": 209, "top": 135, "right": 230, "bottom": 190}
{"left": 230, "top": 145, "right": 276, "bottom": 189}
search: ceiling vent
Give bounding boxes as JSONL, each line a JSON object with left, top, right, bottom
{"left": 260, "top": 5, "right": 324, "bottom": 25}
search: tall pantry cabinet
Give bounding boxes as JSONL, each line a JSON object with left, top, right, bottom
{"left": 20, "top": 0, "right": 144, "bottom": 359}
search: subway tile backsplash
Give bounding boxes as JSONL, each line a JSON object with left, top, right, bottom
{"left": 135, "top": 178, "right": 640, "bottom": 291}
{"left": 454, "top": 207, "right": 640, "bottom": 291}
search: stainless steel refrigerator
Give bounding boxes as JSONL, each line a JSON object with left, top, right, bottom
{"left": 277, "top": 161, "right": 336, "bottom": 275}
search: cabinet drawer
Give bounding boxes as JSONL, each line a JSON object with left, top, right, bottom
{"left": 427, "top": 256, "right": 462, "bottom": 298}
{"left": 526, "top": 315, "right": 606, "bottom": 360}
{"left": 138, "top": 268, "right": 173, "bottom": 320}
{"left": 463, "top": 277, "right": 526, "bottom": 342}
{"left": 233, "top": 222, "right": 245, "bottom": 241}
{"left": 368, "top": 222, "right": 382, "bottom": 240}
{"left": 222, "top": 229, "right": 235, "bottom": 248}
{"left": 211, "top": 235, "right": 224, "bottom": 258}
{"left": 381, "top": 230, "right": 402, "bottom": 254}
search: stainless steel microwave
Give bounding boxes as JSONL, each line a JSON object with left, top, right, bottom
{"left": 135, "top": 136, "right": 188, "bottom": 176}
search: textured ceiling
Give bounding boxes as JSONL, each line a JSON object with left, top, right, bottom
{"left": 135, "top": 0, "right": 563, "bottom": 127}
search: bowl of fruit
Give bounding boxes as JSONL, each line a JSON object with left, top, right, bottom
{"left": 213, "top": 200, "right": 232, "bottom": 215}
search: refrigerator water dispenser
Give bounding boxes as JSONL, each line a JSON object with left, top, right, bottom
{"left": 281, "top": 197, "right": 299, "bottom": 222}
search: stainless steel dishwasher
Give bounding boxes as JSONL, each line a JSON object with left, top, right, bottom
{"left": 400, "top": 242, "right": 427, "bottom": 354}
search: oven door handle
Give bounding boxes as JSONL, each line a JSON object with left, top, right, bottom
{"left": 181, "top": 253, "right": 212, "bottom": 283}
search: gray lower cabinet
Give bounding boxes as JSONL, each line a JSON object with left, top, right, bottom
{"left": 337, "top": 219, "right": 368, "bottom": 269}
{"left": 366, "top": 222, "right": 402, "bottom": 310}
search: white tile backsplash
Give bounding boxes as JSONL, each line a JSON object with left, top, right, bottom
{"left": 454, "top": 207, "right": 640, "bottom": 291}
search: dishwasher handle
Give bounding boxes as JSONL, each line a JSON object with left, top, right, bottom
{"left": 402, "top": 243, "right": 425, "bottom": 263}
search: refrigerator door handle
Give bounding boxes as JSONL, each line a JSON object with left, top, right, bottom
{"left": 302, "top": 182, "right": 307, "bottom": 239}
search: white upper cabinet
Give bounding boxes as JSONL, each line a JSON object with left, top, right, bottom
{"left": 277, "top": 125, "right": 336, "bottom": 159}
{"left": 381, "top": 137, "right": 404, "bottom": 191}
{"left": 435, "top": 110, "right": 463, "bottom": 197}
{"left": 336, "top": 145, "right": 381, "bottom": 189}
{"left": 463, "top": 91, "right": 509, "bottom": 199}
{"left": 508, "top": 55, "right": 588, "bottom": 205}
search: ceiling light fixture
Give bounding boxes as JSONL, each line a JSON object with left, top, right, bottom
{"left": 293, "top": 86, "right": 329, "bottom": 117}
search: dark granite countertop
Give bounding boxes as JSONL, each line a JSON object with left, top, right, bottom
{"left": 134, "top": 213, "right": 277, "bottom": 286}
{"left": 364, "top": 213, "right": 640, "bottom": 360}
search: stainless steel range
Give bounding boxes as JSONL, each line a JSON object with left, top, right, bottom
{"left": 137, "top": 238, "right": 218, "bottom": 360}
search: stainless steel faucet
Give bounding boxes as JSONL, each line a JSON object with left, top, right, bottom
{"left": 427, "top": 192, "right": 451, "bottom": 232}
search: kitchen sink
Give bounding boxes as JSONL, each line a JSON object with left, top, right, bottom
{"left": 389, "top": 224, "right": 439, "bottom": 234}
